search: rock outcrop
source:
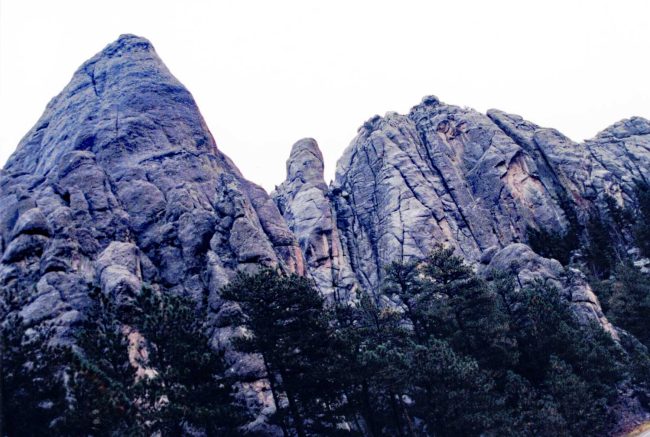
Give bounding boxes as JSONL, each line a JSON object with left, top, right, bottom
{"left": 272, "top": 138, "right": 358, "bottom": 302}
{"left": 320, "top": 96, "right": 649, "bottom": 294}
{"left": 0, "top": 34, "right": 304, "bottom": 432}
{"left": 2, "top": 35, "right": 650, "bottom": 433}
{"left": 328, "top": 97, "right": 570, "bottom": 292}
{"left": 272, "top": 96, "right": 648, "bottom": 337}
{"left": 480, "top": 243, "right": 617, "bottom": 338}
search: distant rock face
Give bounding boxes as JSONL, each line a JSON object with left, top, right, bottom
{"left": 272, "top": 138, "right": 358, "bottom": 301}
{"left": 2, "top": 35, "right": 650, "bottom": 433}
{"left": 488, "top": 110, "right": 650, "bottom": 215}
{"left": 272, "top": 97, "right": 648, "bottom": 337}
{"left": 329, "top": 97, "right": 570, "bottom": 292}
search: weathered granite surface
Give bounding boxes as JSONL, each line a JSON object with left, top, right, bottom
{"left": 272, "top": 138, "right": 358, "bottom": 302}
{"left": 0, "top": 34, "right": 304, "bottom": 433}
{"left": 324, "top": 95, "right": 649, "bottom": 293}
{"left": 480, "top": 243, "right": 617, "bottom": 338}
{"left": 2, "top": 34, "right": 650, "bottom": 433}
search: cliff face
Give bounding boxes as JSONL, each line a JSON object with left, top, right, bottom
{"left": 0, "top": 35, "right": 305, "bottom": 427}
{"left": 272, "top": 138, "right": 358, "bottom": 302}
{"left": 273, "top": 97, "right": 649, "bottom": 344}
{"left": 2, "top": 35, "right": 650, "bottom": 431}
{"left": 318, "top": 96, "right": 649, "bottom": 295}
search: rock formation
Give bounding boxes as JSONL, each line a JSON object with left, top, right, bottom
{"left": 0, "top": 34, "right": 304, "bottom": 431}
{"left": 1, "top": 35, "right": 649, "bottom": 432}
{"left": 321, "top": 96, "right": 649, "bottom": 296}
{"left": 480, "top": 243, "right": 617, "bottom": 338}
{"left": 272, "top": 138, "right": 358, "bottom": 302}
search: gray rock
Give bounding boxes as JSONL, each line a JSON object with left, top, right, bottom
{"left": 11, "top": 207, "right": 50, "bottom": 238}
{"left": 331, "top": 98, "right": 569, "bottom": 292}
{"left": 326, "top": 97, "right": 649, "bottom": 294}
{"left": 272, "top": 138, "right": 358, "bottom": 301}
{"left": 2, "top": 34, "right": 649, "bottom": 432}
{"left": 0, "top": 34, "right": 303, "bottom": 431}
{"left": 482, "top": 243, "right": 617, "bottom": 338}
{"left": 2, "top": 234, "right": 48, "bottom": 263}
{"left": 489, "top": 109, "right": 650, "bottom": 220}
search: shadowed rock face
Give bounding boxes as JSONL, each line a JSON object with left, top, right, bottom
{"left": 2, "top": 35, "right": 650, "bottom": 432}
{"left": 481, "top": 243, "right": 617, "bottom": 339}
{"left": 0, "top": 34, "right": 303, "bottom": 432}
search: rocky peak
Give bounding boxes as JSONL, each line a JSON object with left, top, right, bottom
{"left": 0, "top": 34, "right": 305, "bottom": 433}
{"left": 273, "top": 139, "right": 357, "bottom": 301}
{"left": 2, "top": 34, "right": 650, "bottom": 434}
{"left": 594, "top": 116, "right": 650, "bottom": 140}
{"left": 5, "top": 34, "right": 212, "bottom": 176}
{"left": 329, "top": 96, "right": 574, "bottom": 292}
{"left": 284, "top": 138, "right": 327, "bottom": 191}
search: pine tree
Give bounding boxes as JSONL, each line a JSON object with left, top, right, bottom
{"left": 61, "top": 287, "right": 139, "bottom": 435}
{"left": 633, "top": 181, "right": 650, "bottom": 257}
{"left": 386, "top": 247, "right": 516, "bottom": 372}
{"left": 527, "top": 191, "right": 581, "bottom": 266}
{"left": 333, "top": 292, "right": 417, "bottom": 436}
{"left": 221, "top": 269, "right": 342, "bottom": 436}
{"left": 584, "top": 215, "right": 616, "bottom": 278}
{"left": 543, "top": 356, "right": 608, "bottom": 436}
{"left": 381, "top": 249, "right": 513, "bottom": 434}
{"left": 527, "top": 226, "right": 574, "bottom": 265}
{"left": 410, "top": 338, "right": 497, "bottom": 436}
{"left": 62, "top": 286, "right": 246, "bottom": 436}
{"left": 133, "top": 287, "right": 247, "bottom": 436}
{"left": 606, "top": 263, "right": 650, "bottom": 348}
{"left": 0, "top": 315, "right": 67, "bottom": 436}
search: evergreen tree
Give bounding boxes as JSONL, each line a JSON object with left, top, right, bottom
{"left": 633, "top": 181, "right": 650, "bottom": 257}
{"left": 543, "top": 356, "right": 608, "bottom": 436}
{"left": 221, "top": 269, "right": 342, "bottom": 436}
{"left": 498, "top": 371, "right": 568, "bottom": 437}
{"left": 527, "top": 226, "right": 575, "bottom": 265}
{"left": 605, "top": 195, "right": 633, "bottom": 231}
{"left": 409, "top": 339, "right": 497, "bottom": 436}
{"left": 62, "top": 286, "right": 246, "bottom": 436}
{"left": 527, "top": 191, "right": 581, "bottom": 266}
{"left": 605, "top": 263, "right": 650, "bottom": 348}
{"left": 507, "top": 281, "right": 624, "bottom": 434}
{"left": 584, "top": 215, "right": 616, "bottom": 278}
{"left": 387, "top": 247, "right": 516, "bottom": 372}
{"left": 133, "top": 287, "right": 246, "bottom": 436}
{"left": 382, "top": 249, "right": 514, "bottom": 434}
{"left": 333, "top": 292, "right": 417, "bottom": 436}
{"left": 61, "top": 288, "right": 139, "bottom": 435}
{"left": 0, "top": 315, "right": 67, "bottom": 436}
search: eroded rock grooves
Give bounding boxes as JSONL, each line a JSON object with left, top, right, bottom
{"left": 0, "top": 35, "right": 304, "bottom": 430}
{"left": 1, "top": 35, "right": 649, "bottom": 432}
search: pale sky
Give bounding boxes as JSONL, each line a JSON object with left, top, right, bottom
{"left": 1, "top": 0, "right": 649, "bottom": 191}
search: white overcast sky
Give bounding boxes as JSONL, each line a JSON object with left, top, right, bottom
{"left": 1, "top": 0, "right": 649, "bottom": 191}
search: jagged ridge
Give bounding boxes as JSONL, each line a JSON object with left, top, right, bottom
{"left": 2, "top": 35, "right": 650, "bottom": 433}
